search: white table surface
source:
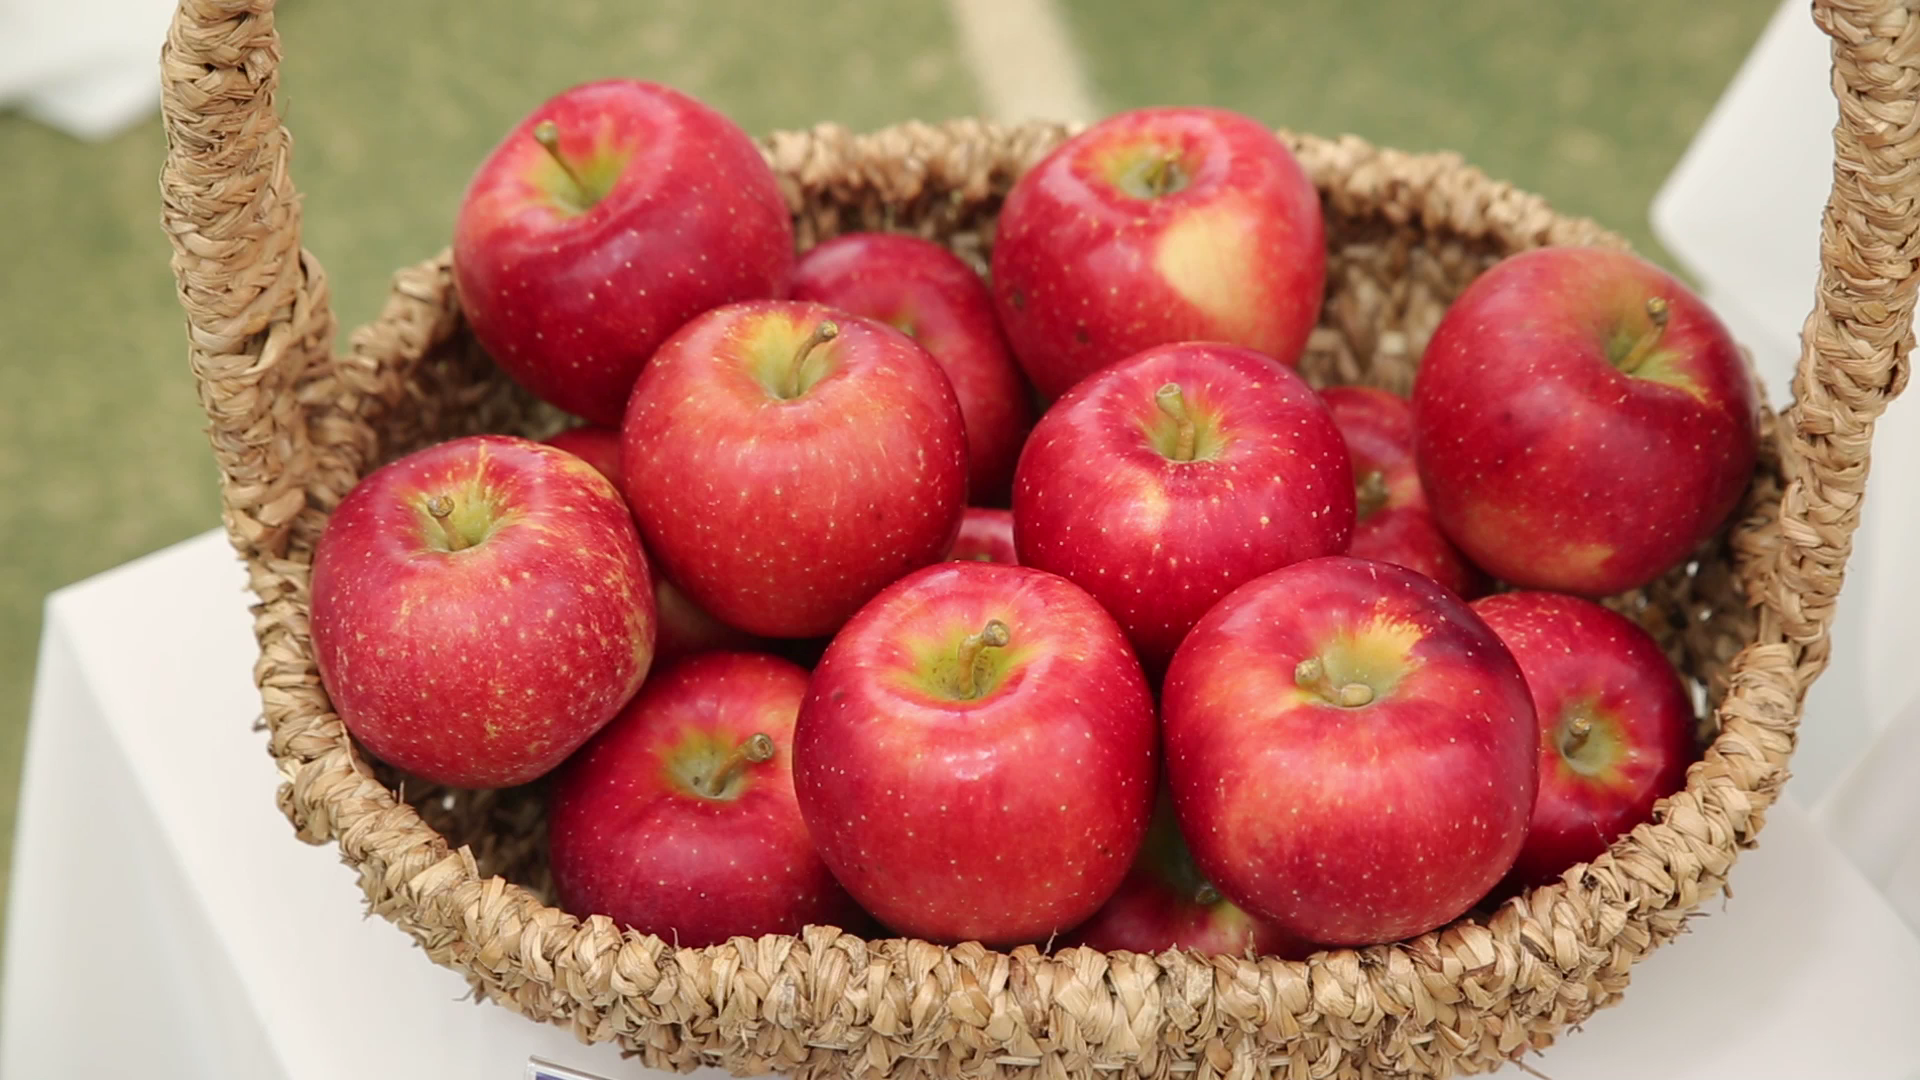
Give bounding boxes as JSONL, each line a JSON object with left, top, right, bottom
{"left": 3, "top": 528, "right": 1918, "bottom": 1079}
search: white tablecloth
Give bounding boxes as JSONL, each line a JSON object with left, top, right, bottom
{"left": 3, "top": 529, "right": 1918, "bottom": 1079}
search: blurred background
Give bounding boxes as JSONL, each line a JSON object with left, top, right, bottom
{"left": 0, "top": 0, "right": 1779, "bottom": 927}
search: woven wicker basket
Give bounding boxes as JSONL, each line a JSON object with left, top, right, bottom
{"left": 158, "top": 1, "right": 1915, "bottom": 1076}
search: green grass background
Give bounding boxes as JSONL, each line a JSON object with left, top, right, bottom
{"left": 0, "top": 0, "right": 1779, "bottom": 930}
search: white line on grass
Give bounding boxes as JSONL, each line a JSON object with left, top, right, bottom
{"left": 946, "top": 0, "right": 1099, "bottom": 125}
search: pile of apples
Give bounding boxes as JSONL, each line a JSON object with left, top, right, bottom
{"left": 309, "top": 79, "right": 1758, "bottom": 956}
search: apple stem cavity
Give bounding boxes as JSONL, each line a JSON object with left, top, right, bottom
{"left": 1356, "top": 470, "right": 1391, "bottom": 520}
{"left": 1294, "top": 656, "right": 1375, "bottom": 708}
{"left": 531, "top": 120, "right": 594, "bottom": 205}
{"left": 1155, "top": 383, "right": 1199, "bottom": 462}
{"left": 425, "top": 495, "right": 472, "bottom": 552}
{"left": 953, "top": 619, "right": 1012, "bottom": 700}
{"left": 784, "top": 320, "right": 840, "bottom": 400}
{"left": 1616, "top": 296, "right": 1672, "bottom": 374}
{"left": 702, "top": 732, "right": 776, "bottom": 798}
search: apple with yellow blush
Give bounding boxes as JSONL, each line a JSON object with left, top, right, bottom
{"left": 990, "top": 106, "right": 1325, "bottom": 400}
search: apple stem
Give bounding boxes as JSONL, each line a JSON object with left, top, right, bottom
{"left": 1155, "top": 383, "right": 1198, "bottom": 462}
{"left": 954, "top": 619, "right": 1012, "bottom": 700}
{"left": 1617, "top": 296, "right": 1672, "bottom": 374}
{"left": 1143, "top": 150, "right": 1183, "bottom": 197}
{"left": 702, "top": 732, "right": 776, "bottom": 798}
{"left": 531, "top": 120, "right": 591, "bottom": 199}
{"left": 1562, "top": 715, "right": 1593, "bottom": 756}
{"left": 425, "top": 495, "right": 471, "bottom": 552}
{"left": 1193, "top": 882, "right": 1222, "bottom": 906}
{"left": 786, "top": 320, "right": 840, "bottom": 400}
{"left": 1356, "top": 470, "right": 1390, "bottom": 520}
{"left": 1294, "top": 656, "right": 1375, "bottom": 708}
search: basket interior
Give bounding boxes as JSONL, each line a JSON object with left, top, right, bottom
{"left": 348, "top": 152, "right": 1775, "bottom": 935}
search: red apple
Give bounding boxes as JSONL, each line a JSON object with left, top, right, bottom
{"left": 542, "top": 424, "right": 624, "bottom": 481}
{"left": 793, "top": 561, "right": 1157, "bottom": 945}
{"left": 1162, "top": 556, "right": 1536, "bottom": 945}
{"left": 650, "top": 579, "right": 761, "bottom": 665}
{"left": 311, "top": 435, "right": 655, "bottom": 788}
{"left": 453, "top": 79, "right": 793, "bottom": 426}
{"left": 990, "top": 106, "right": 1325, "bottom": 399}
{"left": 791, "top": 232, "right": 1035, "bottom": 502}
{"left": 1471, "top": 591, "right": 1697, "bottom": 890}
{"left": 623, "top": 301, "right": 968, "bottom": 639}
{"left": 547, "top": 651, "right": 865, "bottom": 945}
{"left": 1062, "top": 793, "right": 1306, "bottom": 958}
{"left": 1412, "top": 247, "right": 1760, "bottom": 595}
{"left": 542, "top": 425, "right": 757, "bottom": 662}
{"left": 1013, "top": 343, "right": 1354, "bottom": 673}
{"left": 1320, "top": 386, "right": 1488, "bottom": 598}
{"left": 947, "top": 507, "right": 1017, "bottom": 564}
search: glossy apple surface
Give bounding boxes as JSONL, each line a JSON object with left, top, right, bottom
{"left": 791, "top": 232, "right": 1035, "bottom": 502}
{"left": 311, "top": 435, "right": 655, "bottom": 788}
{"left": 793, "top": 562, "right": 1157, "bottom": 945}
{"left": 1472, "top": 591, "right": 1697, "bottom": 889}
{"left": 453, "top": 79, "right": 793, "bottom": 425}
{"left": 623, "top": 301, "right": 968, "bottom": 638}
{"left": 1412, "top": 247, "right": 1760, "bottom": 595}
{"left": 548, "top": 651, "right": 865, "bottom": 945}
{"left": 1162, "top": 556, "right": 1536, "bottom": 945}
{"left": 948, "top": 507, "right": 1017, "bottom": 564}
{"left": 542, "top": 425, "right": 757, "bottom": 661}
{"left": 991, "top": 106, "right": 1325, "bottom": 399}
{"left": 1014, "top": 343, "right": 1353, "bottom": 672}
{"left": 1320, "top": 386, "right": 1487, "bottom": 598}
{"left": 542, "top": 424, "right": 624, "bottom": 481}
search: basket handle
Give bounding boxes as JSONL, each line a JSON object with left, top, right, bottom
{"left": 159, "top": 0, "right": 335, "bottom": 561}
{"left": 1769, "top": 1, "right": 1918, "bottom": 677}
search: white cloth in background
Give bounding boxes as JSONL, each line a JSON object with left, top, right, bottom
{"left": 0, "top": 0, "right": 175, "bottom": 139}
{"left": 1820, "top": 703, "right": 1920, "bottom": 936}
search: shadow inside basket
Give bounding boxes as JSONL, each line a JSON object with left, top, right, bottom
{"left": 356, "top": 194, "right": 1778, "bottom": 943}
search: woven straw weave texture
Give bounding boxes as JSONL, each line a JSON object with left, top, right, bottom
{"left": 157, "top": 0, "right": 1915, "bottom": 1076}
